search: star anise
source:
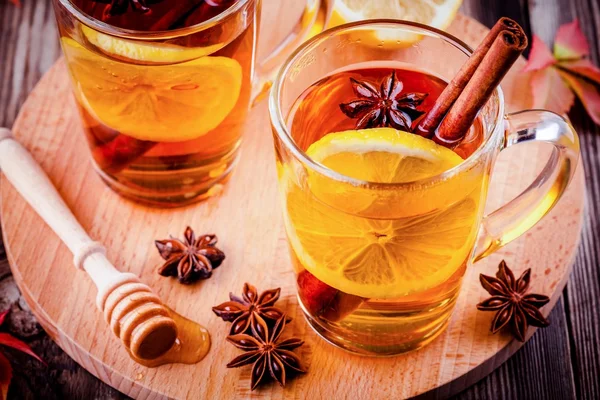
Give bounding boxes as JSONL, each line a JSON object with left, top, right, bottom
{"left": 477, "top": 260, "right": 550, "bottom": 342}
{"left": 155, "top": 226, "right": 225, "bottom": 284}
{"left": 227, "top": 314, "right": 305, "bottom": 390}
{"left": 339, "top": 71, "right": 428, "bottom": 131}
{"left": 212, "top": 283, "right": 289, "bottom": 335}
{"left": 92, "top": 0, "right": 163, "bottom": 16}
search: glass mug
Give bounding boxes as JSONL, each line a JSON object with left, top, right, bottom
{"left": 258, "top": 0, "right": 332, "bottom": 86}
{"left": 52, "top": 0, "right": 332, "bottom": 206}
{"left": 269, "top": 20, "right": 579, "bottom": 355}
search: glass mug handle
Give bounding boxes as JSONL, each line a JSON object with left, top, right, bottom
{"left": 252, "top": 0, "right": 331, "bottom": 102}
{"left": 473, "top": 110, "right": 580, "bottom": 262}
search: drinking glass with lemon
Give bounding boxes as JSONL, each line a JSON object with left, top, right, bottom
{"left": 53, "top": 0, "right": 258, "bottom": 206}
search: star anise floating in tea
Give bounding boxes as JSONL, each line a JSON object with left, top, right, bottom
{"left": 93, "top": 0, "right": 162, "bottom": 16}
{"left": 214, "top": 284, "right": 306, "bottom": 390}
{"left": 155, "top": 226, "right": 225, "bottom": 284}
{"left": 212, "top": 283, "right": 289, "bottom": 335}
{"left": 339, "top": 71, "right": 428, "bottom": 131}
{"left": 227, "top": 314, "right": 305, "bottom": 390}
{"left": 477, "top": 260, "right": 550, "bottom": 342}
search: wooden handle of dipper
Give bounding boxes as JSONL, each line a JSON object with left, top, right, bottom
{"left": 0, "top": 128, "right": 177, "bottom": 360}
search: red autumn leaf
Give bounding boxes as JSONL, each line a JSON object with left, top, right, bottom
{"left": 0, "top": 310, "right": 44, "bottom": 399}
{"left": 559, "top": 70, "right": 600, "bottom": 124}
{"left": 0, "top": 334, "right": 44, "bottom": 364}
{"left": 530, "top": 67, "right": 574, "bottom": 115}
{"left": 0, "top": 310, "right": 44, "bottom": 364}
{"left": 524, "top": 36, "right": 556, "bottom": 72}
{"left": 558, "top": 59, "right": 600, "bottom": 85}
{"left": 0, "top": 352, "right": 11, "bottom": 400}
{"left": 524, "top": 19, "right": 599, "bottom": 125}
{"left": 554, "top": 19, "right": 589, "bottom": 60}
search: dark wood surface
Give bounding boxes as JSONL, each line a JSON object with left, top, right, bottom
{"left": 0, "top": 0, "right": 598, "bottom": 399}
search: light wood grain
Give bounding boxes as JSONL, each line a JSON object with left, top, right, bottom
{"left": 0, "top": 14, "right": 586, "bottom": 399}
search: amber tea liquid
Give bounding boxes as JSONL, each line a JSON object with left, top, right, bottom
{"left": 54, "top": 0, "right": 255, "bottom": 206}
{"left": 279, "top": 65, "right": 488, "bottom": 354}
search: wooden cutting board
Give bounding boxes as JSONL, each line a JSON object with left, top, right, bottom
{"left": 0, "top": 15, "right": 585, "bottom": 399}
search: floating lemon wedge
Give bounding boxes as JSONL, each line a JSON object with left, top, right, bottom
{"left": 306, "top": 128, "right": 462, "bottom": 181}
{"left": 82, "top": 25, "right": 222, "bottom": 64}
{"left": 328, "top": 0, "right": 463, "bottom": 46}
{"left": 283, "top": 128, "right": 479, "bottom": 298}
{"left": 61, "top": 37, "right": 242, "bottom": 142}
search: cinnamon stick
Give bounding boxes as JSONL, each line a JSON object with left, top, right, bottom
{"left": 415, "top": 18, "right": 527, "bottom": 140}
{"left": 434, "top": 29, "right": 527, "bottom": 145}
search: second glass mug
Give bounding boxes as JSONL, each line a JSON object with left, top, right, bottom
{"left": 269, "top": 20, "right": 579, "bottom": 355}
{"left": 52, "top": 0, "right": 332, "bottom": 206}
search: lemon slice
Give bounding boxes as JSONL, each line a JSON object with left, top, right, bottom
{"left": 82, "top": 25, "right": 222, "bottom": 64}
{"left": 307, "top": 128, "right": 462, "bottom": 181}
{"left": 61, "top": 38, "right": 242, "bottom": 142}
{"left": 329, "top": 0, "right": 463, "bottom": 45}
{"left": 304, "top": 128, "right": 476, "bottom": 218}
{"left": 282, "top": 128, "right": 480, "bottom": 298}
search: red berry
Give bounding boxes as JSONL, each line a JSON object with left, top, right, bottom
{"left": 297, "top": 270, "right": 365, "bottom": 322}
{"left": 297, "top": 270, "right": 339, "bottom": 316}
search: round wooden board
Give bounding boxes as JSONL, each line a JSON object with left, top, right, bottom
{"left": 0, "top": 14, "right": 585, "bottom": 400}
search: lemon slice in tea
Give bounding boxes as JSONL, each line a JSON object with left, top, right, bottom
{"left": 61, "top": 38, "right": 242, "bottom": 142}
{"left": 304, "top": 128, "right": 477, "bottom": 218}
{"left": 307, "top": 127, "right": 462, "bottom": 181}
{"left": 82, "top": 26, "right": 222, "bottom": 64}
{"left": 283, "top": 128, "right": 480, "bottom": 299}
{"left": 328, "top": 0, "right": 463, "bottom": 46}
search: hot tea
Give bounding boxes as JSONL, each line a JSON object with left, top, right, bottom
{"left": 54, "top": 0, "right": 255, "bottom": 205}
{"left": 271, "top": 16, "right": 578, "bottom": 356}
{"left": 279, "top": 66, "right": 486, "bottom": 353}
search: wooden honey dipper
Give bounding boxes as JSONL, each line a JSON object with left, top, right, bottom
{"left": 0, "top": 127, "right": 177, "bottom": 361}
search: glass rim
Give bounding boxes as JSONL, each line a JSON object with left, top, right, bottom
{"left": 269, "top": 19, "right": 505, "bottom": 189}
{"left": 57, "top": 0, "right": 252, "bottom": 40}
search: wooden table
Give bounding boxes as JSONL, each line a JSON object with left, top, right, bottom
{"left": 0, "top": 0, "right": 598, "bottom": 399}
